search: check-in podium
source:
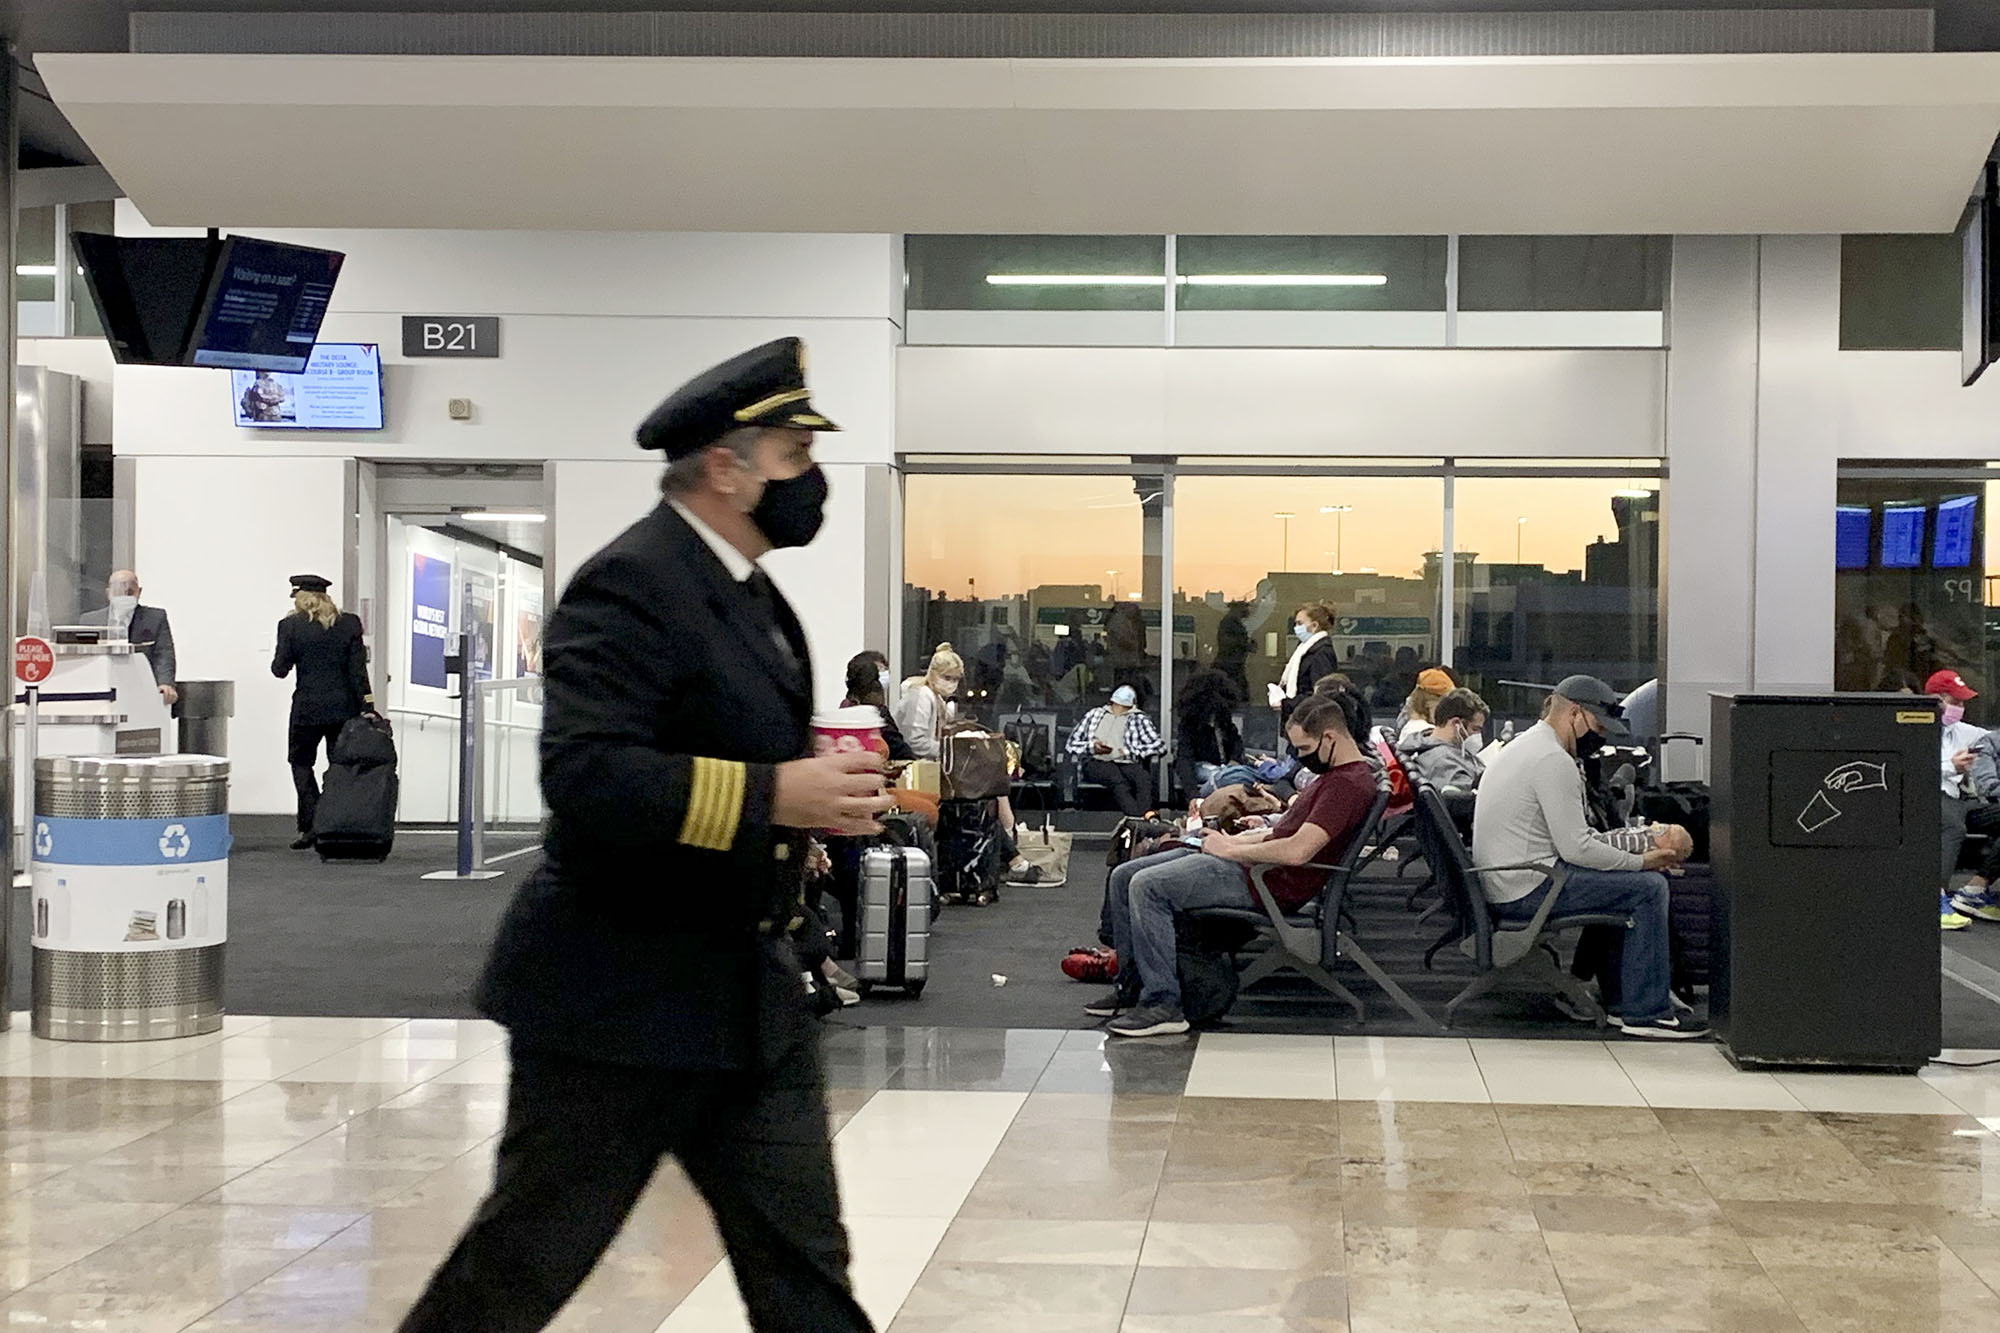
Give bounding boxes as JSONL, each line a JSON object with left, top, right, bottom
{"left": 1710, "top": 693, "right": 1941, "bottom": 1073}
{"left": 12, "top": 641, "right": 174, "bottom": 872}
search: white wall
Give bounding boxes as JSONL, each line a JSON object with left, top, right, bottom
{"left": 897, "top": 344, "right": 1664, "bottom": 458}
{"left": 131, "top": 456, "right": 348, "bottom": 814}
{"left": 113, "top": 217, "right": 901, "bottom": 811}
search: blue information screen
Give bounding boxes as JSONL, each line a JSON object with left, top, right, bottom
{"left": 1934, "top": 494, "right": 1979, "bottom": 569}
{"left": 1835, "top": 506, "right": 1872, "bottom": 571}
{"left": 1881, "top": 506, "right": 1928, "bottom": 569}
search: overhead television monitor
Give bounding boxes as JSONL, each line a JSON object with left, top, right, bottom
{"left": 232, "top": 344, "right": 383, "bottom": 431}
{"left": 1881, "top": 504, "right": 1927, "bottom": 569}
{"left": 187, "top": 236, "right": 343, "bottom": 372}
{"left": 1835, "top": 505, "right": 1872, "bottom": 571}
{"left": 1965, "top": 162, "right": 1999, "bottom": 388}
{"left": 72, "top": 231, "right": 345, "bottom": 372}
{"left": 1934, "top": 494, "right": 1980, "bottom": 569}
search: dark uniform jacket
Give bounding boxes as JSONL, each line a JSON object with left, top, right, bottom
{"left": 477, "top": 503, "right": 816, "bottom": 1071}
{"left": 83, "top": 604, "right": 177, "bottom": 686}
{"left": 272, "top": 613, "right": 372, "bottom": 725}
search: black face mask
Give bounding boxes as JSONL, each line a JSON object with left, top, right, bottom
{"left": 1574, "top": 726, "right": 1607, "bottom": 759}
{"left": 749, "top": 465, "right": 828, "bottom": 550}
{"left": 1297, "top": 736, "right": 1334, "bottom": 774}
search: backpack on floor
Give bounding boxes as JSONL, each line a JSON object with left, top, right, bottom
{"left": 1175, "top": 915, "right": 1257, "bottom": 1025}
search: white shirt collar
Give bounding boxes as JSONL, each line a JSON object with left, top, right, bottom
{"left": 669, "top": 499, "right": 759, "bottom": 584}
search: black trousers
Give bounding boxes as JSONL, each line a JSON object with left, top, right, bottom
{"left": 398, "top": 1039, "right": 873, "bottom": 1333}
{"left": 1942, "top": 795, "right": 2000, "bottom": 886}
{"left": 287, "top": 720, "right": 347, "bottom": 833}
{"left": 1083, "top": 758, "right": 1154, "bottom": 817}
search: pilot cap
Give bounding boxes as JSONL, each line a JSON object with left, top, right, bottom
{"left": 635, "top": 338, "right": 840, "bottom": 459}
{"left": 290, "top": 574, "right": 332, "bottom": 594}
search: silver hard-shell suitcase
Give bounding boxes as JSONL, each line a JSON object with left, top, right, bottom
{"left": 857, "top": 844, "right": 930, "bottom": 996}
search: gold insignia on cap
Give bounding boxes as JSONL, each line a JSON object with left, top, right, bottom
{"left": 680, "top": 756, "right": 746, "bottom": 851}
{"left": 789, "top": 413, "right": 831, "bottom": 428}
{"left": 733, "top": 388, "right": 812, "bottom": 423}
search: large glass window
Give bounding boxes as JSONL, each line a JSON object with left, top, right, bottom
{"left": 1457, "top": 236, "right": 1668, "bottom": 312}
{"left": 67, "top": 200, "right": 115, "bottom": 339}
{"left": 1172, "top": 475, "right": 1444, "bottom": 749}
{"left": 904, "top": 235, "right": 1168, "bottom": 346}
{"left": 1833, "top": 469, "right": 1995, "bottom": 720}
{"left": 904, "top": 462, "right": 1663, "bottom": 783}
{"left": 1449, "top": 477, "right": 1661, "bottom": 730}
{"left": 902, "top": 471, "right": 1164, "bottom": 738}
{"left": 16, "top": 205, "right": 57, "bottom": 336}
{"left": 1839, "top": 234, "right": 1960, "bottom": 351}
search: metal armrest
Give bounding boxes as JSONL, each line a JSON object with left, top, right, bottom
{"left": 1470, "top": 861, "right": 1573, "bottom": 947}
{"left": 1246, "top": 861, "right": 1342, "bottom": 963}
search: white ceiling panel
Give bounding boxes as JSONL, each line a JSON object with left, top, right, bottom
{"left": 37, "top": 51, "right": 2000, "bottom": 234}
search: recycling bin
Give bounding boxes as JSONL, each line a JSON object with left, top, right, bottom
{"left": 175, "top": 680, "right": 235, "bottom": 758}
{"left": 29, "top": 755, "right": 229, "bottom": 1041}
{"left": 1710, "top": 693, "right": 1940, "bottom": 1072}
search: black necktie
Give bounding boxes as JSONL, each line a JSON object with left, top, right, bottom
{"left": 743, "top": 570, "right": 802, "bottom": 683}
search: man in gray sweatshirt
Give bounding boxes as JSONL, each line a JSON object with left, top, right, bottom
{"left": 1470, "top": 675, "right": 1700, "bottom": 1039}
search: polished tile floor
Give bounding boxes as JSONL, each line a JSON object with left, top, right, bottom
{"left": 5, "top": 1018, "right": 2000, "bottom": 1330}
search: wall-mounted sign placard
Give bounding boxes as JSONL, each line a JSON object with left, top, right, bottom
{"left": 402, "top": 316, "right": 500, "bottom": 358}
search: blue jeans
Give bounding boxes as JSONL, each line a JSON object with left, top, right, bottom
{"left": 1106, "top": 848, "right": 1256, "bottom": 1014}
{"left": 1494, "top": 863, "right": 1672, "bottom": 1023}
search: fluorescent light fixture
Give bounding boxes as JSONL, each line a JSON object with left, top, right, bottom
{"left": 15, "top": 265, "right": 54, "bottom": 277}
{"left": 458, "top": 511, "right": 546, "bottom": 523}
{"left": 1183, "top": 274, "right": 1386, "bottom": 287}
{"left": 985, "top": 274, "right": 1166, "bottom": 287}
{"left": 985, "top": 273, "right": 1388, "bottom": 287}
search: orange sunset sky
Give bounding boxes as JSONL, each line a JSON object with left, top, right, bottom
{"left": 903, "top": 474, "right": 1659, "bottom": 600}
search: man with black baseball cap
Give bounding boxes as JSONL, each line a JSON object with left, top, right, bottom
{"left": 1471, "top": 675, "right": 1702, "bottom": 1038}
{"left": 400, "top": 338, "right": 889, "bottom": 1332}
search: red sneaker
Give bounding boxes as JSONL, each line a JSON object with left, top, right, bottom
{"left": 1062, "top": 947, "right": 1119, "bottom": 983}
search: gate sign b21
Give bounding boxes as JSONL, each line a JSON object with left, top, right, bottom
{"left": 402, "top": 316, "right": 500, "bottom": 358}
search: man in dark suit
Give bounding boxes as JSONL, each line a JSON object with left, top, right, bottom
{"left": 84, "top": 570, "right": 178, "bottom": 706}
{"left": 399, "top": 339, "right": 891, "bottom": 1333}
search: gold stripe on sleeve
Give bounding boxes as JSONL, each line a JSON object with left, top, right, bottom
{"left": 680, "top": 757, "right": 747, "bottom": 852}
{"left": 710, "top": 758, "right": 746, "bottom": 851}
{"left": 681, "top": 757, "right": 720, "bottom": 849}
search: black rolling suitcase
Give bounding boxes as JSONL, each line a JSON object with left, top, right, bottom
{"left": 1668, "top": 863, "right": 1715, "bottom": 996}
{"left": 1640, "top": 733, "right": 1711, "bottom": 862}
{"left": 315, "top": 715, "right": 399, "bottom": 863}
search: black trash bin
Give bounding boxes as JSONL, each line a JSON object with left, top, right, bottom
{"left": 176, "top": 681, "right": 235, "bottom": 757}
{"left": 1710, "top": 692, "right": 1941, "bottom": 1072}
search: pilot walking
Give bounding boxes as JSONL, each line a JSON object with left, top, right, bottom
{"left": 271, "top": 574, "right": 373, "bottom": 849}
{"left": 398, "top": 339, "right": 891, "bottom": 1333}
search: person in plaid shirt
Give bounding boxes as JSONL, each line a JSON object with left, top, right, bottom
{"left": 1067, "top": 685, "right": 1167, "bottom": 816}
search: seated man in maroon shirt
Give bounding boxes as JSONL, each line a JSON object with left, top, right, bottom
{"left": 1086, "top": 687, "right": 1378, "bottom": 1038}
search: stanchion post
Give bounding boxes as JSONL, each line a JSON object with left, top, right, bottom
{"left": 423, "top": 635, "right": 501, "bottom": 882}
{"left": 456, "top": 639, "right": 475, "bottom": 877}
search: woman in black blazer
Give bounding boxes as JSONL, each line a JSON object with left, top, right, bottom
{"left": 272, "top": 574, "right": 374, "bottom": 848}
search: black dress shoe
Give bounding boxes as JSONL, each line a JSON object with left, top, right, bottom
{"left": 290, "top": 834, "right": 316, "bottom": 851}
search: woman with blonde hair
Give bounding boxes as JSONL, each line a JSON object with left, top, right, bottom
{"left": 892, "top": 641, "right": 1042, "bottom": 890}
{"left": 893, "top": 642, "right": 963, "bottom": 761}
{"left": 272, "top": 574, "right": 375, "bottom": 849}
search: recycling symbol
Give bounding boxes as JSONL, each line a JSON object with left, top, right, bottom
{"left": 159, "top": 824, "right": 191, "bottom": 859}
{"left": 32, "top": 822, "right": 50, "bottom": 858}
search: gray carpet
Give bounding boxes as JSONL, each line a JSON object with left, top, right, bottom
{"left": 6, "top": 816, "right": 1996, "bottom": 1050}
